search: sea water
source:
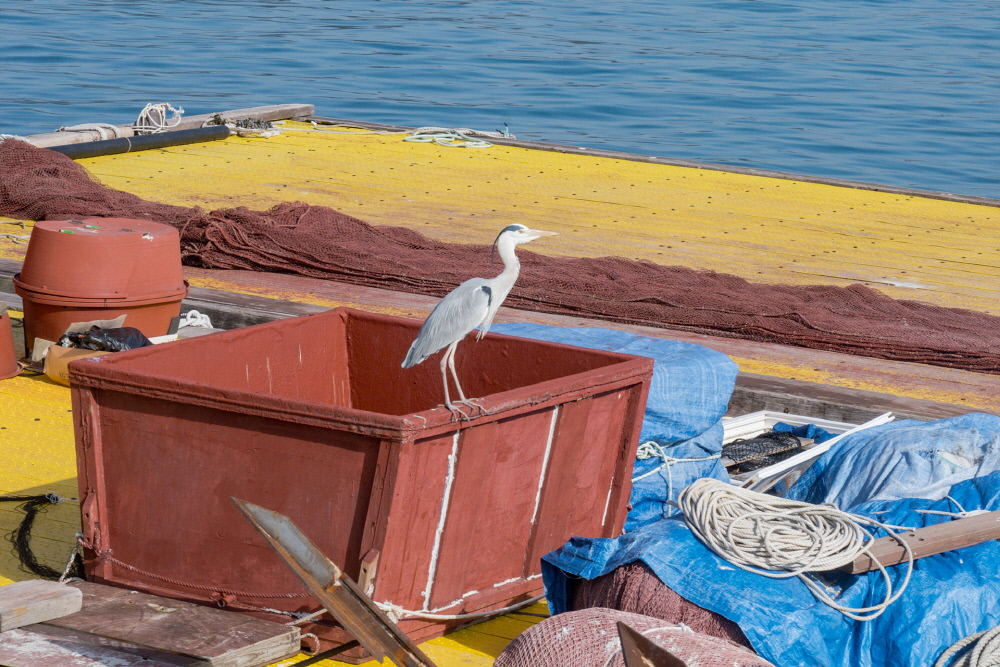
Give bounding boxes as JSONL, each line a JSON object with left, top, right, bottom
{"left": 0, "top": 0, "right": 996, "bottom": 197}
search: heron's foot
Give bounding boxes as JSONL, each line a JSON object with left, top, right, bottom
{"left": 457, "top": 398, "right": 491, "bottom": 416}
{"left": 444, "top": 401, "right": 476, "bottom": 422}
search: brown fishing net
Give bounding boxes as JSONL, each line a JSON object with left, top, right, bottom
{"left": 570, "top": 560, "right": 753, "bottom": 648}
{"left": 494, "top": 608, "right": 774, "bottom": 667}
{"left": 3, "top": 138, "right": 999, "bottom": 374}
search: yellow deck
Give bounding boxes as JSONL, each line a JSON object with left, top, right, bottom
{"left": 4, "top": 120, "right": 996, "bottom": 313}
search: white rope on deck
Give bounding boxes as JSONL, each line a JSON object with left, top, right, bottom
{"left": 178, "top": 310, "right": 213, "bottom": 329}
{"left": 404, "top": 125, "right": 515, "bottom": 148}
{"left": 133, "top": 102, "right": 184, "bottom": 134}
{"left": 934, "top": 625, "right": 1000, "bottom": 667}
{"left": 275, "top": 121, "right": 515, "bottom": 147}
{"left": 678, "top": 478, "right": 913, "bottom": 621}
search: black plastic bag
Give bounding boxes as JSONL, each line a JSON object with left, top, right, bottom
{"left": 58, "top": 326, "right": 153, "bottom": 352}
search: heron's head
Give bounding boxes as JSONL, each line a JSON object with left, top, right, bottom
{"left": 491, "top": 224, "right": 557, "bottom": 264}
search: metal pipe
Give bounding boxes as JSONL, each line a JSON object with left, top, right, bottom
{"left": 47, "top": 125, "right": 231, "bottom": 160}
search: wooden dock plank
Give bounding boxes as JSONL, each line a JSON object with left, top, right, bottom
{"left": 42, "top": 582, "right": 300, "bottom": 667}
{"left": 0, "top": 580, "right": 81, "bottom": 631}
{"left": 0, "top": 627, "right": 184, "bottom": 667}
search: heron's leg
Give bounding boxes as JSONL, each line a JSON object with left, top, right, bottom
{"left": 440, "top": 342, "right": 471, "bottom": 421}
{"left": 447, "top": 344, "right": 468, "bottom": 402}
{"left": 447, "top": 344, "right": 491, "bottom": 416}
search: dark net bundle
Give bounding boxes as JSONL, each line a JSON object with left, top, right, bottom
{"left": 571, "top": 560, "right": 753, "bottom": 649}
{"left": 723, "top": 431, "right": 805, "bottom": 473}
{"left": 495, "top": 608, "right": 774, "bottom": 667}
{"left": 4, "top": 138, "right": 1000, "bottom": 373}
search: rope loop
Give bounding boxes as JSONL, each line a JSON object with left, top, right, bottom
{"left": 404, "top": 125, "right": 514, "bottom": 148}
{"left": 678, "top": 478, "right": 913, "bottom": 621}
{"left": 179, "top": 310, "right": 213, "bottom": 329}
{"left": 632, "top": 440, "right": 721, "bottom": 518}
{"left": 133, "top": 103, "right": 185, "bottom": 135}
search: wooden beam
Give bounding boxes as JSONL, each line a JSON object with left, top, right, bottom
{"left": 0, "top": 627, "right": 185, "bottom": 667}
{"left": 21, "top": 104, "right": 314, "bottom": 149}
{"left": 845, "top": 510, "right": 1000, "bottom": 574}
{"left": 41, "top": 582, "right": 300, "bottom": 667}
{"left": 0, "top": 580, "right": 82, "bottom": 632}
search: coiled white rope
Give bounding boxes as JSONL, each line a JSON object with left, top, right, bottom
{"left": 678, "top": 478, "right": 913, "bottom": 621}
{"left": 0, "top": 232, "right": 31, "bottom": 244}
{"left": 934, "top": 625, "right": 1000, "bottom": 667}
{"left": 0, "top": 134, "right": 27, "bottom": 142}
{"left": 404, "top": 125, "right": 514, "bottom": 148}
{"left": 178, "top": 310, "right": 213, "bottom": 329}
{"left": 55, "top": 123, "right": 125, "bottom": 140}
{"left": 133, "top": 102, "right": 184, "bottom": 135}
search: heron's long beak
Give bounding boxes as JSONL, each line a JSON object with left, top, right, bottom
{"left": 527, "top": 229, "right": 558, "bottom": 236}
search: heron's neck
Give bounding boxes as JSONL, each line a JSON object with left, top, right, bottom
{"left": 495, "top": 238, "right": 521, "bottom": 282}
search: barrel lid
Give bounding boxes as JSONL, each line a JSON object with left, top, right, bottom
{"left": 17, "top": 218, "right": 185, "bottom": 301}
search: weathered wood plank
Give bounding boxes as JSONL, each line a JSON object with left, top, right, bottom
{"left": 21, "top": 104, "right": 314, "bottom": 149}
{"left": 846, "top": 510, "right": 1000, "bottom": 574}
{"left": 0, "top": 580, "right": 82, "bottom": 632}
{"left": 0, "top": 627, "right": 184, "bottom": 667}
{"left": 41, "top": 582, "right": 300, "bottom": 667}
{"left": 21, "top": 623, "right": 201, "bottom": 665}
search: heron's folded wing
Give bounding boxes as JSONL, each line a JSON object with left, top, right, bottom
{"left": 401, "top": 279, "right": 492, "bottom": 367}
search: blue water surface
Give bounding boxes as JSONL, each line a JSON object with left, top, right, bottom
{"left": 1, "top": 0, "right": 997, "bottom": 197}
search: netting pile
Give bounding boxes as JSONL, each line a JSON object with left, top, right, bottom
{"left": 722, "top": 431, "right": 805, "bottom": 473}
{"left": 495, "top": 608, "right": 773, "bottom": 667}
{"left": 3, "top": 138, "right": 1000, "bottom": 373}
{"left": 571, "top": 560, "right": 752, "bottom": 648}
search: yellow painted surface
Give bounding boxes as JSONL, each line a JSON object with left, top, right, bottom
{"left": 0, "top": 309, "right": 79, "bottom": 587}
{"left": 1, "top": 121, "right": 990, "bottom": 315}
{"left": 270, "top": 605, "right": 548, "bottom": 667}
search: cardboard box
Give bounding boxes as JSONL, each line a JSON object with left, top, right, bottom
{"left": 44, "top": 346, "right": 112, "bottom": 386}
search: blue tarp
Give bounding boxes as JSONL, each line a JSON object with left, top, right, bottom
{"left": 786, "top": 413, "right": 1000, "bottom": 509}
{"left": 542, "top": 415, "right": 1000, "bottom": 667}
{"left": 491, "top": 324, "right": 738, "bottom": 530}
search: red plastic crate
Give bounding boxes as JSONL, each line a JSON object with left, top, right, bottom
{"left": 70, "top": 308, "right": 652, "bottom": 655}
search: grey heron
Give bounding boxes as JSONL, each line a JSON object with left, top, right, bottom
{"left": 401, "top": 223, "right": 557, "bottom": 418}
